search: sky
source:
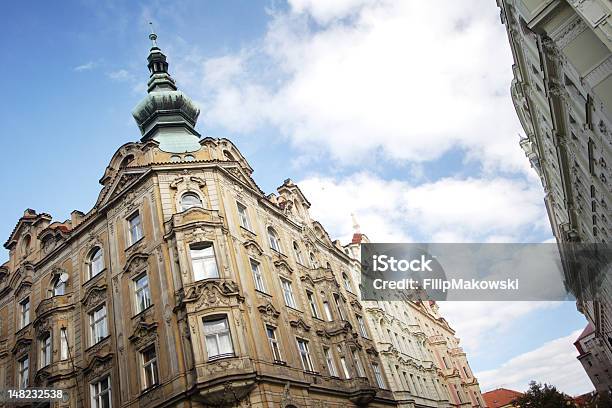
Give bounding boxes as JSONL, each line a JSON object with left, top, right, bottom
{"left": 0, "top": 0, "right": 593, "bottom": 395}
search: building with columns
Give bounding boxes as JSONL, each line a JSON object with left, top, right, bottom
{"left": 0, "top": 34, "right": 401, "bottom": 407}
{"left": 497, "top": 0, "right": 612, "bottom": 383}
{"left": 343, "top": 232, "right": 485, "bottom": 408}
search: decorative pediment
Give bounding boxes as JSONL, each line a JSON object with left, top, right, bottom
{"left": 274, "top": 259, "right": 294, "bottom": 275}
{"left": 365, "top": 347, "right": 379, "bottom": 356}
{"left": 289, "top": 318, "right": 311, "bottom": 333}
{"left": 97, "top": 169, "right": 147, "bottom": 208}
{"left": 300, "top": 274, "right": 315, "bottom": 287}
{"left": 243, "top": 240, "right": 264, "bottom": 256}
{"left": 123, "top": 252, "right": 149, "bottom": 276}
{"left": 11, "top": 337, "right": 32, "bottom": 356}
{"left": 170, "top": 175, "right": 206, "bottom": 189}
{"left": 81, "top": 284, "right": 107, "bottom": 307}
{"left": 13, "top": 280, "right": 32, "bottom": 299}
{"left": 129, "top": 320, "right": 158, "bottom": 350}
{"left": 180, "top": 279, "right": 244, "bottom": 310}
{"left": 84, "top": 353, "right": 113, "bottom": 380}
{"left": 315, "top": 321, "right": 353, "bottom": 338}
{"left": 350, "top": 299, "right": 363, "bottom": 311}
{"left": 257, "top": 302, "right": 280, "bottom": 321}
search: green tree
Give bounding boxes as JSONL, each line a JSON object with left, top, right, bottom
{"left": 512, "top": 381, "right": 572, "bottom": 407}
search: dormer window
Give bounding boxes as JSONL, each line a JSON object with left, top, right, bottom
{"left": 180, "top": 192, "right": 202, "bottom": 211}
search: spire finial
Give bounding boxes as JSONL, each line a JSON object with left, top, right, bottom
{"left": 148, "top": 22, "right": 158, "bottom": 48}
{"left": 351, "top": 213, "right": 361, "bottom": 234}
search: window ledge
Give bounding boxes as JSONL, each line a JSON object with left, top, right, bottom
{"left": 85, "top": 335, "right": 111, "bottom": 352}
{"left": 83, "top": 268, "right": 106, "bottom": 287}
{"left": 239, "top": 225, "right": 256, "bottom": 236}
{"left": 207, "top": 353, "right": 235, "bottom": 362}
{"left": 255, "top": 289, "right": 272, "bottom": 298}
{"left": 125, "top": 236, "right": 145, "bottom": 252}
{"left": 132, "top": 304, "right": 154, "bottom": 320}
{"left": 273, "top": 360, "right": 287, "bottom": 366}
{"left": 140, "top": 383, "right": 161, "bottom": 397}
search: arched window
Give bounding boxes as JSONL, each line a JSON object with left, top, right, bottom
{"left": 89, "top": 247, "right": 104, "bottom": 279}
{"left": 309, "top": 252, "right": 318, "bottom": 269}
{"left": 223, "top": 150, "right": 235, "bottom": 161}
{"left": 342, "top": 273, "right": 352, "bottom": 292}
{"left": 184, "top": 155, "right": 195, "bottom": 162}
{"left": 181, "top": 192, "right": 203, "bottom": 211}
{"left": 52, "top": 277, "right": 66, "bottom": 297}
{"left": 21, "top": 235, "right": 31, "bottom": 254}
{"left": 268, "top": 228, "right": 281, "bottom": 252}
{"left": 293, "top": 242, "right": 304, "bottom": 265}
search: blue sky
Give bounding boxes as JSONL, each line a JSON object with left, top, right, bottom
{"left": 0, "top": 0, "right": 592, "bottom": 394}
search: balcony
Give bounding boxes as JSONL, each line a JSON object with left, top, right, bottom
{"left": 193, "top": 356, "right": 256, "bottom": 406}
{"left": 428, "top": 334, "right": 446, "bottom": 345}
{"left": 449, "top": 347, "right": 465, "bottom": 356}
{"left": 347, "top": 376, "right": 377, "bottom": 405}
{"left": 35, "top": 293, "right": 75, "bottom": 319}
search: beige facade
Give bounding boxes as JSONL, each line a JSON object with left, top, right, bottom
{"left": 344, "top": 235, "right": 485, "bottom": 408}
{"left": 0, "top": 38, "right": 401, "bottom": 407}
{"left": 497, "top": 0, "right": 612, "bottom": 372}
{"left": 574, "top": 323, "right": 612, "bottom": 393}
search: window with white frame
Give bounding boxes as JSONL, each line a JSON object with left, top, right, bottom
{"left": 293, "top": 242, "right": 304, "bottom": 265}
{"left": 141, "top": 345, "right": 159, "bottom": 390}
{"left": 296, "top": 338, "right": 314, "bottom": 372}
{"left": 266, "top": 325, "right": 282, "bottom": 362}
{"left": 306, "top": 291, "right": 319, "bottom": 318}
{"left": 89, "top": 304, "right": 108, "bottom": 345}
{"left": 372, "top": 363, "right": 385, "bottom": 388}
{"left": 134, "top": 274, "right": 151, "bottom": 314}
{"left": 280, "top": 278, "right": 296, "bottom": 308}
{"left": 357, "top": 315, "right": 368, "bottom": 338}
{"left": 19, "top": 297, "right": 30, "bottom": 329}
{"left": 128, "top": 212, "right": 143, "bottom": 245}
{"left": 180, "top": 192, "right": 202, "bottom": 211}
{"left": 60, "top": 328, "right": 69, "bottom": 360}
{"left": 338, "top": 346, "right": 351, "bottom": 379}
{"left": 324, "top": 347, "right": 338, "bottom": 376}
{"left": 352, "top": 349, "right": 365, "bottom": 377}
{"left": 323, "top": 301, "right": 333, "bottom": 322}
{"left": 236, "top": 202, "right": 251, "bottom": 230}
{"left": 89, "top": 247, "right": 104, "bottom": 278}
{"left": 91, "top": 376, "right": 111, "bottom": 408}
{"left": 203, "top": 316, "right": 234, "bottom": 359}
{"left": 40, "top": 333, "right": 51, "bottom": 368}
{"left": 250, "top": 259, "right": 266, "bottom": 292}
{"left": 52, "top": 276, "right": 66, "bottom": 296}
{"left": 267, "top": 227, "right": 281, "bottom": 252}
{"left": 18, "top": 355, "right": 29, "bottom": 389}
{"left": 342, "top": 273, "right": 352, "bottom": 292}
{"left": 190, "top": 243, "right": 219, "bottom": 280}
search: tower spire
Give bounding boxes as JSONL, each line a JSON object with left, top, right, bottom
{"left": 148, "top": 22, "right": 158, "bottom": 48}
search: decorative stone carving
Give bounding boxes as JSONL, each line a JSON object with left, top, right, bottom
{"left": 129, "top": 320, "right": 158, "bottom": 350}
{"left": 257, "top": 302, "right": 281, "bottom": 323}
{"left": 243, "top": 240, "right": 264, "bottom": 256}
{"left": 274, "top": 259, "right": 294, "bottom": 275}
{"left": 289, "top": 318, "right": 311, "bottom": 334}
{"left": 123, "top": 252, "right": 149, "bottom": 277}
{"left": 81, "top": 284, "right": 107, "bottom": 307}
{"left": 84, "top": 353, "right": 113, "bottom": 381}
{"left": 180, "top": 279, "right": 244, "bottom": 310}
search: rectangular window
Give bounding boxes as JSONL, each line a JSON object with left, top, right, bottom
{"left": 19, "top": 298, "right": 30, "bottom": 329}
{"left": 324, "top": 347, "right": 338, "bottom": 376}
{"left": 306, "top": 291, "right": 319, "bottom": 318}
{"left": 357, "top": 315, "right": 368, "bottom": 338}
{"left": 60, "top": 328, "right": 69, "bottom": 360}
{"left": 128, "top": 212, "right": 143, "bottom": 245}
{"left": 372, "top": 363, "right": 385, "bottom": 388}
{"left": 266, "top": 326, "right": 282, "bottom": 362}
{"left": 297, "top": 338, "right": 314, "bottom": 372}
{"left": 91, "top": 376, "right": 111, "bottom": 408}
{"left": 323, "top": 301, "right": 333, "bottom": 321}
{"left": 203, "top": 317, "right": 233, "bottom": 359}
{"left": 236, "top": 202, "right": 251, "bottom": 230}
{"left": 250, "top": 259, "right": 266, "bottom": 292}
{"left": 141, "top": 345, "right": 159, "bottom": 390}
{"left": 89, "top": 304, "right": 108, "bottom": 345}
{"left": 352, "top": 349, "right": 364, "bottom": 377}
{"left": 588, "top": 139, "right": 596, "bottom": 175}
{"left": 339, "top": 346, "right": 351, "bottom": 379}
{"left": 280, "top": 278, "right": 296, "bottom": 308}
{"left": 40, "top": 334, "right": 52, "bottom": 368}
{"left": 18, "top": 355, "right": 29, "bottom": 389}
{"left": 134, "top": 274, "right": 151, "bottom": 314}
{"left": 402, "top": 371, "right": 410, "bottom": 392}
{"left": 190, "top": 243, "right": 219, "bottom": 280}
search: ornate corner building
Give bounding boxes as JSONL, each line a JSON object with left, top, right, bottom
{"left": 497, "top": 0, "right": 612, "bottom": 391}
{"left": 344, "top": 234, "right": 485, "bottom": 408}
{"left": 0, "top": 34, "right": 484, "bottom": 408}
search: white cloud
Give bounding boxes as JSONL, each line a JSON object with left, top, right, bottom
{"left": 297, "top": 173, "right": 548, "bottom": 243}
{"left": 476, "top": 329, "right": 594, "bottom": 395}
{"left": 177, "top": 0, "right": 530, "bottom": 173}
{"left": 74, "top": 61, "right": 96, "bottom": 72}
{"left": 108, "top": 69, "right": 132, "bottom": 81}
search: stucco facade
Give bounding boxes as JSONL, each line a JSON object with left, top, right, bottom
{"left": 497, "top": 0, "right": 612, "bottom": 376}
{"left": 0, "top": 37, "right": 400, "bottom": 407}
{"left": 344, "top": 234, "right": 485, "bottom": 408}
{"left": 575, "top": 323, "right": 612, "bottom": 393}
